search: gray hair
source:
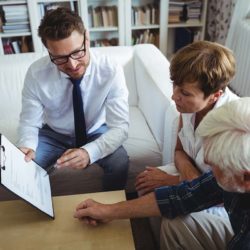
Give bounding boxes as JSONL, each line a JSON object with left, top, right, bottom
{"left": 197, "top": 97, "right": 250, "bottom": 173}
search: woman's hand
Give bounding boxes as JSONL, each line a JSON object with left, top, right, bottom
{"left": 135, "top": 166, "right": 180, "bottom": 195}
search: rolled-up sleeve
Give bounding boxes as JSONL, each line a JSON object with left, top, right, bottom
{"left": 155, "top": 171, "right": 223, "bottom": 218}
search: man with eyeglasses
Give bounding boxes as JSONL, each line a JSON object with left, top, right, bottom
{"left": 17, "top": 8, "right": 129, "bottom": 191}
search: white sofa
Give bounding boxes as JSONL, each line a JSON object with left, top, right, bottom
{"left": 0, "top": 44, "right": 178, "bottom": 199}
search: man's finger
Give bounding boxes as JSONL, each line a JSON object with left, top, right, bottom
{"left": 57, "top": 151, "right": 78, "bottom": 166}
{"left": 135, "top": 171, "right": 148, "bottom": 182}
{"left": 135, "top": 181, "right": 151, "bottom": 191}
{"left": 60, "top": 149, "right": 74, "bottom": 157}
{"left": 89, "top": 219, "right": 98, "bottom": 226}
{"left": 74, "top": 208, "right": 90, "bottom": 219}
{"left": 24, "top": 150, "right": 35, "bottom": 162}
{"left": 76, "top": 201, "right": 88, "bottom": 210}
{"left": 145, "top": 166, "right": 154, "bottom": 171}
{"left": 135, "top": 177, "right": 147, "bottom": 187}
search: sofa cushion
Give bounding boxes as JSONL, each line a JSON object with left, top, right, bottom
{"left": 0, "top": 118, "right": 19, "bottom": 144}
{"left": 91, "top": 46, "right": 138, "bottom": 106}
{"left": 0, "top": 53, "right": 44, "bottom": 121}
{"left": 124, "top": 107, "right": 162, "bottom": 192}
{"left": 133, "top": 44, "right": 175, "bottom": 152}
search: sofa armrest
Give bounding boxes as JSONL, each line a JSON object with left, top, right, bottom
{"left": 162, "top": 105, "right": 179, "bottom": 164}
{"left": 133, "top": 44, "right": 178, "bottom": 154}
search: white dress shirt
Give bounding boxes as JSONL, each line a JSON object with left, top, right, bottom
{"left": 17, "top": 50, "right": 129, "bottom": 164}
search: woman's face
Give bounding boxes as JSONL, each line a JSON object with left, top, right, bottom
{"left": 171, "top": 82, "right": 216, "bottom": 114}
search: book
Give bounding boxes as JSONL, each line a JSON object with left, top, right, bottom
{"left": 3, "top": 41, "right": 13, "bottom": 54}
{"left": 2, "top": 4, "right": 27, "bottom": 12}
{"left": 2, "top": 23, "right": 30, "bottom": 31}
{"left": 101, "top": 6, "right": 109, "bottom": 27}
{"left": 88, "top": 6, "right": 94, "bottom": 27}
{"left": 70, "top": 1, "right": 75, "bottom": 12}
{"left": 11, "top": 40, "right": 21, "bottom": 53}
{"left": 0, "top": 14, "right": 3, "bottom": 32}
{"left": 3, "top": 29, "right": 30, "bottom": 33}
{"left": 175, "top": 27, "right": 194, "bottom": 52}
{"left": 20, "top": 36, "right": 30, "bottom": 52}
{"left": 3, "top": 21, "right": 29, "bottom": 26}
{"left": 0, "top": 134, "right": 54, "bottom": 218}
{"left": 107, "top": 6, "right": 117, "bottom": 26}
{"left": 93, "top": 6, "right": 100, "bottom": 27}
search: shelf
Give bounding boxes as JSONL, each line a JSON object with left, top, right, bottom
{"left": 0, "top": 0, "right": 208, "bottom": 55}
{"left": 166, "top": 0, "right": 208, "bottom": 56}
{"left": 36, "top": 0, "right": 77, "bottom": 3}
{"left": 0, "top": 1, "right": 26, "bottom": 5}
{"left": 89, "top": 26, "right": 118, "bottom": 32}
{"left": 168, "top": 21, "right": 204, "bottom": 28}
{"left": 132, "top": 24, "right": 160, "bottom": 30}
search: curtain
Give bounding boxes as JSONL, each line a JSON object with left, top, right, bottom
{"left": 225, "top": 0, "right": 250, "bottom": 96}
{"left": 226, "top": 0, "right": 250, "bottom": 48}
{"left": 206, "top": 0, "right": 236, "bottom": 44}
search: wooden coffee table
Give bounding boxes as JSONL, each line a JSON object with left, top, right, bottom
{"left": 0, "top": 190, "right": 135, "bottom": 250}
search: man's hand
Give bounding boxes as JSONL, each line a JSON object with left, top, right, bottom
{"left": 19, "top": 147, "right": 35, "bottom": 162}
{"left": 56, "top": 148, "right": 90, "bottom": 169}
{"left": 135, "top": 166, "right": 180, "bottom": 195}
{"left": 74, "top": 199, "right": 112, "bottom": 226}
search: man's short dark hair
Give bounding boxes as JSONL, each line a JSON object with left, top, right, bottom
{"left": 38, "top": 7, "right": 85, "bottom": 47}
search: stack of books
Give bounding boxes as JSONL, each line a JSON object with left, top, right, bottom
{"left": 38, "top": 2, "right": 77, "bottom": 18}
{"left": 0, "top": 14, "right": 3, "bottom": 33}
{"left": 1, "top": 4, "right": 30, "bottom": 33}
{"left": 3, "top": 36, "right": 32, "bottom": 54}
{"left": 132, "top": 29, "right": 159, "bottom": 46}
{"left": 174, "top": 28, "right": 201, "bottom": 52}
{"left": 88, "top": 5, "right": 118, "bottom": 28}
{"left": 90, "top": 37, "right": 118, "bottom": 47}
{"left": 168, "top": 0, "right": 202, "bottom": 23}
{"left": 131, "top": 3, "right": 159, "bottom": 26}
{"left": 187, "top": 1, "right": 202, "bottom": 23}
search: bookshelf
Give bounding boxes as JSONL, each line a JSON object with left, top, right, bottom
{"left": 0, "top": 0, "right": 208, "bottom": 56}
{"left": 0, "top": 0, "right": 34, "bottom": 55}
{"left": 166, "top": 0, "right": 208, "bottom": 58}
{"left": 85, "top": 0, "right": 125, "bottom": 47}
{"left": 28, "top": 0, "right": 125, "bottom": 52}
{"left": 27, "top": 0, "right": 80, "bottom": 53}
{"left": 125, "top": 0, "right": 168, "bottom": 56}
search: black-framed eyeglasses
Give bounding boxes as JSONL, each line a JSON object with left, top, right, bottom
{"left": 49, "top": 39, "right": 86, "bottom": 66}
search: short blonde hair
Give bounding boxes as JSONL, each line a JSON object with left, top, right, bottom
{"left": 197, "top": 97, "right": 250, "bottom": 173}
{"left": 170, "top": 41, "right": 236, "bottom": 97}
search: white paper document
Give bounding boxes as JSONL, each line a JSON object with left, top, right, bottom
{"left": 0, "top": 134, "right": 54, "bottom": 218}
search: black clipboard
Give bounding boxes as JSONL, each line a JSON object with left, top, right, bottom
{"left": 0, "top": 134, "right": 54, "bottom": 218}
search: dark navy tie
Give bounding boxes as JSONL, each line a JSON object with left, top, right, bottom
{"left": 70, "top": 77, "right": 87, "bottom": 147}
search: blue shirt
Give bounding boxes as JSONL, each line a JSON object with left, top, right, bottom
{"left": 155, "top": 171, "right": 250, "bottom": 249}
